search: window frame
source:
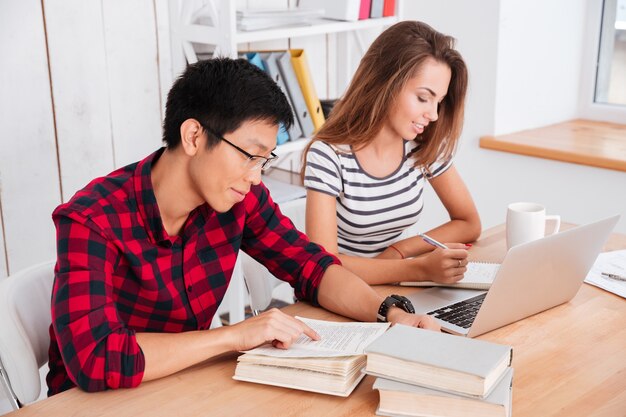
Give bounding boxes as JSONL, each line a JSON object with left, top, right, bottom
{"left": 579, "top": 0, "right": 626, "bottom": 123}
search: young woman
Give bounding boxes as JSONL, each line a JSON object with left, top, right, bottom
{"left": 302, "top": 21, "right": 481, "bottom": 285}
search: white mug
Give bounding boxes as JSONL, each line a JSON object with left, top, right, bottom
{"left": 506, "top": 202, "right": 561, "bottom": 249}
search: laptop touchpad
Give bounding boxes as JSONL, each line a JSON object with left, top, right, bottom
{"left": 406, "top": 288, "right": 487, "bottom": 313}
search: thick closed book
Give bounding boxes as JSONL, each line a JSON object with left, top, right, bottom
{"left": 290, "top": 49, "right": 325, "bottom": 131}
{"left": 364, "top": 325, "right": 512, "bottom": 398}
{"left": 400, "top": 261, "right": 500, "bottom": 290}
{"left": 359, "top": 0, "right": 372, "bottom": 19}
{"left": 370, "top": 0, "right": 384, "bottom": 18}
{"left": 382, "top": 0, "right": 396, "bottom": 17}
{"left": 374, "top": 367, "right": 513, "bottom": 417}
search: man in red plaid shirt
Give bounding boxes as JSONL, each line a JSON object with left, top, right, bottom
{"left": 47, "top": 58, "right": 438, "bottom": 395}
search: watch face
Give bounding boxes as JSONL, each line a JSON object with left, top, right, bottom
{"left": 391, "top": 295, "right": 415, "bottom": 314}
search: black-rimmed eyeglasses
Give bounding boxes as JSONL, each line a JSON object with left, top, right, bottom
{"left": 203, "top": 126, "right": 278, "bottom": 171}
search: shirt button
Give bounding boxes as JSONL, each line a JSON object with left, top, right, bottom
{"left": 187, "top": 285, "right": 193, "bottom": 292}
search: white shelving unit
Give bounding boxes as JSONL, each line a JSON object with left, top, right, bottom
{"left": 168, "top": 0, "right": 400, "bottom": 323}
{"left": 169, "top": 1, "right": 400, "bottom": 157}
{"left": 171, "top": 1, "right": 398, "bottom": 59}
{"left": 181, "top": 15, "right": 399, "bottom": 54}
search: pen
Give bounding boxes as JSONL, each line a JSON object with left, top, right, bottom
{"left": 601, "top": 272, "right": 626, "bottom": 282}
{"left": 418, "top": 233, "right": 449, "bottom": 250}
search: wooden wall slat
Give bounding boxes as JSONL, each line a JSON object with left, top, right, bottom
{"left": 44, "top": 0, "right": 115, "bottom": 201}
{"left": 0, "top": 0, "right": 61, "bottom": 276}
{"left": 154, "top": 0, "right": 174, "bottom": 118}
{"left": 0, "top": 202, "right": 7, "bottom": 279}
{"left": 102, "top": 0, "right": 163, "bottom": 167}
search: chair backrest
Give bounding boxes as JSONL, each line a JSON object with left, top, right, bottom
{"left": 0, "top": 260, "right": 55, "bottom": 405}
{"left": 242, "top": 197, "right": 305, "bottom": 313}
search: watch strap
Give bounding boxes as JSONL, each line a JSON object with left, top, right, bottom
{"left": 377, "top": 294, "right": 415, "bottom": 322}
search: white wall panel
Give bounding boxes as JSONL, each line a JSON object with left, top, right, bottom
{"left": 494, "top": 0, "right": 586, "bottom": 135}
{"left": 102, "top": 0, "right": 163, "bottom": 167}
{"left": 402, "top": 1, "right": 626, "bottom": 235}
{"left": 155, "top": 0, "right": 175, "bottom": 117}
{"left": 44, "top": 0, "right": 115, "bottom": 201}
{"left": 0, "top": 0, "right": 61, "bottom": 276}
{"left": 0, "top": 205, "right": 6, "bottom": 279}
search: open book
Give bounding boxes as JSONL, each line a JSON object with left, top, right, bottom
{"left": 400, "top": 261, "right": 500, "bottom": 290}
{"left": 233, "top": 317, "right": 390, "bottom": 396}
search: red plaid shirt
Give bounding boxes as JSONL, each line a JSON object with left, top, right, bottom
{"left": 47, "top": 148, "right": 339, "bottom": 395}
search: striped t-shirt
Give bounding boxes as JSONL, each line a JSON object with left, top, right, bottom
{"left": 304, "top": 140, "right": 452, "bottom": 257}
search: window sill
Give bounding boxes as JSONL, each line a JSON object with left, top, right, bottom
{"left": 479, "top": 119, "right": 626, "bottom": 172}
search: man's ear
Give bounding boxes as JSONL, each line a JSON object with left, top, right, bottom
{"left": 180, "top": 119, "right": 203, "bottom": 156}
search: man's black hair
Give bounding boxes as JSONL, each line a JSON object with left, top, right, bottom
{"left": 162, "top": 57, "right": 294, "bottom": 148}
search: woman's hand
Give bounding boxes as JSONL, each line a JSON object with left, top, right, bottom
{"left": 414, "top": 243, "right": 469, "bottom": 284}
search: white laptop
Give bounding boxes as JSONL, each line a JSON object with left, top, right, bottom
{"left": 406, "top": 215, "right": 620, "bottom": 338}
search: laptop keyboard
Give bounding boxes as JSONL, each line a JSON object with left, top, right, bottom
{"left": 427, "top": 293, "right": 487, "bottom": 329}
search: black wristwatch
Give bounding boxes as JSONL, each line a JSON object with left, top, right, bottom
{"left": 377, "top": 294, "right": 415, "bottom": 322}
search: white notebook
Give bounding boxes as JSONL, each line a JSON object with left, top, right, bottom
{"left": 399, "top": 261, "right": 500, "bottom": 290}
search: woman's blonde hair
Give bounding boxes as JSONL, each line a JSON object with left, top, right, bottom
{"left": 302, "top": 21, "right": 467, "bottom": 178}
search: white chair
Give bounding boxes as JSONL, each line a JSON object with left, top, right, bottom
{"left": 241, "top": 197, "right": 306, "bottom": 315}
{"left": 0, "top": 260, "right": 55, "bottom": 410}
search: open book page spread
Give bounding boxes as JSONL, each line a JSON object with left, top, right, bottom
{"left": 584, "top": 250, "right": 626, "bottom": 299}
{"left": 243, "top": 317, "right": 391, "bottom": 358}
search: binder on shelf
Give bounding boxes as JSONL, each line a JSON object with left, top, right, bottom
{"left": 290, "top": 49, "right": 325, "bottom": 131}
{"left": 246, "top": 52, "right": 289, "bottom": 145}
{"left": 383, "top": 0, "right": 396, "bottom": 17}
{"left": 359, "top": 0, "right": 372, "bottom": 19}
{"left": 260, "top": 52, "right": 304, "bottom": 141}
{"left": 276, "top": 51, "right": 315, "bottom": 138}
{"left": 245, "top": 51, "right": 265, "bottom": 70}
{"left": 370, "top": 0, "right": 384, "bottom": 18}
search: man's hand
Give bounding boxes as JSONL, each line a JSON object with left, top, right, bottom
{"left": 386, "top": 307, "right": 441, "bottom": 331}
{"left": 228, "top": 308, "right": 320, "bottom": 351}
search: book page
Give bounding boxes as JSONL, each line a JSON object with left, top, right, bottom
{"left": 243, "top": 317, "right": 390, "bottom": 358}
{"left": 584, "top": 250, "right": 626, "bottom": 299}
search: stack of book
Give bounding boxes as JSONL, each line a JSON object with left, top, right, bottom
{"left": 364, "top": 325, "right": 514, "bottom": 417}
{"left": 300, "top": 0, "right": 396, "bottom": 21}
{"left": 236, "top": 8, "right": 324, "bottom": 31}
{"left": 233, "top": 317, "right": 390, "bottom": 396}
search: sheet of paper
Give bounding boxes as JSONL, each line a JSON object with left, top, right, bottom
{"left": 243, "top": 317, "right": 390, "bottom": 358}
{"left": 461, "top": 262, "right": 500, "bottom": 284}
{"left": 584, "top": 250, "right": 626, "bottom": 299}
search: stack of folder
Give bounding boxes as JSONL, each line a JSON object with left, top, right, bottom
{"left": 364, "top": 325, "right": 514, "bottom": 417}
{"left": 243, "top": 49, "right": 325, "bottom": 145}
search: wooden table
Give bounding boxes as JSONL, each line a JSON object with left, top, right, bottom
{"left": 11, "top": 225, "right": 626, "bottom": 417}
